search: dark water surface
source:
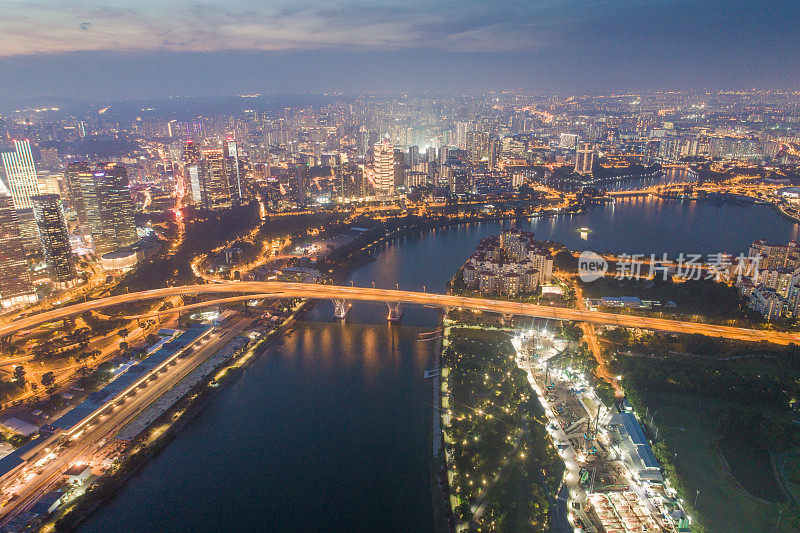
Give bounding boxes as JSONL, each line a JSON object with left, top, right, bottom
{"left": 80, "top": 197, "right": 797, "bottom": 532}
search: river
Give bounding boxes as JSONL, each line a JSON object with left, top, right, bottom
{"left": 80, "top": 195, "right": 798, "bottom": 532}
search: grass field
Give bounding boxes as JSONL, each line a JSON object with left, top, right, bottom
{"left": 646, "top": 392, "right": 788, "bottom": 532}
{"left": 718, "top": 438, "right": 785, "bottom": 503}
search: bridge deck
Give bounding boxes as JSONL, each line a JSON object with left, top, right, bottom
{"left": 1, "top": 282, "right": 797, "bottom": 345}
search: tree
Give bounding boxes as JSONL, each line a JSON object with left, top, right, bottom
{"left": 561, "top": 322, "right": 583, "bottom": 342}
{"left": 12, "top": 366, "right": 25, "bottom": 383}
{"left": 119, "top": 341, "right": 129, "bottom": 353}
{"left": 117, "top": 328, "right": 129, "bottom": 338}
{"left": 41, "top": 372, "right": 55, "bottom": 388}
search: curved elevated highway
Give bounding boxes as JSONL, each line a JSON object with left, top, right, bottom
{"left": 2, "top": 282, "right": 798, "bottom": 345}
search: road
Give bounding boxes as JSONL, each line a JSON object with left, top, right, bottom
{"left": 0, "top": 318, "right": 249, "bottom": 525}
{"left": 572, "top": 283, "right": 622, "bottom": 397}
{"left": 0, "top": 304, "right": 172, "bottom": 409}
{"left": 1, "top": 282, "right": 799, "bottom": 345}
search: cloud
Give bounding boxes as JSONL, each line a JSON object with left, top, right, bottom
{"left": 0, "top": 0, "right": 575, "bottom": 57}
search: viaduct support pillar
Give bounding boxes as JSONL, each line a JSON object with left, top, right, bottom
{"left": 386, "top": 302, "right": 403, "bottom": 322}
{"left": 332, "top": 299, "right": 352, "bottom": 319}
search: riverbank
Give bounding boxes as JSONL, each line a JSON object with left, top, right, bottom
{"left": 47, "top": 298, "right": 311, "bottom": 531}
{"left": 51, "top": 212, "right": 470, "bottom": 531}
{"left": 438, "top": 317, "right": 564, "bottom": 531}
{"left": 59, "top": 194, "right": 800, "bottom": 532}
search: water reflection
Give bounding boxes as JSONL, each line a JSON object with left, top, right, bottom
{"left": 80, "top": 194, "right": 798, "bottom": 533}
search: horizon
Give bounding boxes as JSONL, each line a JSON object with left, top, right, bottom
{"left": 1, "top": 0, "right": 798, "bottom": 101}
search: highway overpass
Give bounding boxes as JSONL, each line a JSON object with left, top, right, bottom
{"left": 2, "top": 282, "right": 798, "bottom": 345}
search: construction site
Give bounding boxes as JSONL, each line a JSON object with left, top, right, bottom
{"left": 514, "top": 326, "right": 691, "bottom": 533}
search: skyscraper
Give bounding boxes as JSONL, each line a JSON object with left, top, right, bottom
{"left": 187, "top": 165, "right": 202, "bottom": 205}
{"left": 81, "top": 164, "right": 138, "bottom": 255}
{"left": 199, "top": 149, "right": 230, "bottom": 209}
{"left": 224, "top": 139, "right": 243, "bottom": 202}
{"left": 288, "top": 163, "right": 309, "bottom": 204}
{"left": 334, "top": 163, "right": 364, "bottom": 199}
{"left": 393, "top": 149, "right": 406, "bottom": 189}
{"left": 64, "top": 161, "right": 92, "bottom": 224}
{"left": 182, "top": 140, "right": 200, "bottom": 166}
{"left": 0, "top": 191, "right": 35, "bottom": 308}
{"left": 372, "top": 140, "right": 395, "bottom": 196}
{"left": 15, "top": 208, "right": 42, "bottom": 255}
{"left": 31, "top": 194, "right": 75, "bottom": 284}
{"left": 408, "top": 145, "right": 420, "bottom": 167}
{"left": 575, "top": 142, "right": 595, "bottom": 175}
{"left": 1, "top": 140, "right": 40, "bottom": 209}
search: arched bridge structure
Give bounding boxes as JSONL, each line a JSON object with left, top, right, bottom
{"left": 2, "top": 282, "right": 798, "bottom": 345}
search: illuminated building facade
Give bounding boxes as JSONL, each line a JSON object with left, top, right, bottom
{"left": 0, "top": 192, "right": 36, "bottom": 307}
{"left": 0, "top": 140, "right": 40, "bottom": 209}
{"left": 575, "top": 142, "right": 595, "bottom": 175}
{"left": 80, "top": 164, "right": 138, "bottom": 254}
{"left": 31, "top": 194, "right": 75, "bottom": 284}
{"left": 200, "top": 148, "right": 231, "bottom": 209}
{"left": 372, "top": 140, "right": 395, "bottom": 196}
{"left": 64, "top": 162, "right": 93, "bottom": 225}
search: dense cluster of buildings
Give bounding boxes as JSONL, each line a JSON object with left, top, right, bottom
{"left": 0, "top": 140, "right": 140, "bottom": 307}
{"left": 740, "top": 239, "right": 800, "bottom": 320}
{"left": 461, "top": 228, "right": 553, "bottom": 296}
{"left": 4, "top": 91, "right": 800, "bottom": 309}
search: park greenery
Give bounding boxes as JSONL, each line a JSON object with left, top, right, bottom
{"left": 113, "top": 200, "right": 261, "bottom": 294}
{"left": 442, "top": 326, "right": 563, "bottom": 532}
{"left": 608, "top": 335, "right": 800, "bottom": 413}
{"left": 579, "top": 276, "right": 758, "bottom": 323}
{"left": 609, "top": 335, "right": 800, "bottom": 530}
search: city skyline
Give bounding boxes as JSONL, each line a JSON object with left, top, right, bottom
{"left": 1, "top": 0, "right": 799, "bottom": 101}
{"left": 3, "top": 4, "right": 800, "bottom": 529}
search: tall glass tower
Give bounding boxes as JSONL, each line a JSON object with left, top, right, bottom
{"left": 31, "top": 194, "right": 75, "bottom": 284}
{"left": 1, "top": 140, "right": 40, "bottom": 209}
{"left": 0, "top": 190, "right": 35, "bottom": 307}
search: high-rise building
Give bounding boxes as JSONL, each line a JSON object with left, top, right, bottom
{"left": 224, "top": 139, "right": 244, "bottom": 202}
{"left": 393, "top": 149, "right": 406, "bottom": 189}
{"left": 466, "top": 131, "right": 491, "bottom": 164}
{"left": 455, "top": 121, "right": 475, "bottom": 149}
{"left": 187, "top": 165, "right": 202, "bottom": 205}
{"left": 288, "top": 163, "right": 310, "bottom": 204}
{"left": 373, "top": 140, "right": 395, "bottom": 196}
{"left": 0, "top": 192, "right": 36, "bottom": 308}
{"left": 426, "top": 146, "right": 437, "bottom": 163}
{"left": 559, "top": 133, "right": 579, "bottom": 149}
{"left": 1, "top": 140, "right": 40, "bottom": 209}
{"left": 37, "top": 174, "right": 63, "bottom": 197}
{"left": 575, "top": 142, "right": 595, "bottom": 175}
{"left": 408, "top": 145, "right": 420, "bottom": 167}
{"left": 15, "top": 208, "right": 42, "bottom": 255}
{"left": 80, "top": 163, "right": 138, "bottom": 254}
{"left": 31, "top": 194, "right": 75, "bottom": 284}
{"left": 334, "top": 164, "right": 364, "bottom": 199}
{"left": 438, "top": 146, "right": 450, "bottom": 166}
{"left": 199, "top": 149, "right": 230, "bottom": 209}
{"left": 64, "top": 162, "right": 93, "bottom": 224}
{"left": 182, "top": 140, "right": 200, "bottom": 166}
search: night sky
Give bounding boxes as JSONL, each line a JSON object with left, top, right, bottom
{"left": 1, "top": 0, "right": 798, "bottom": 100}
